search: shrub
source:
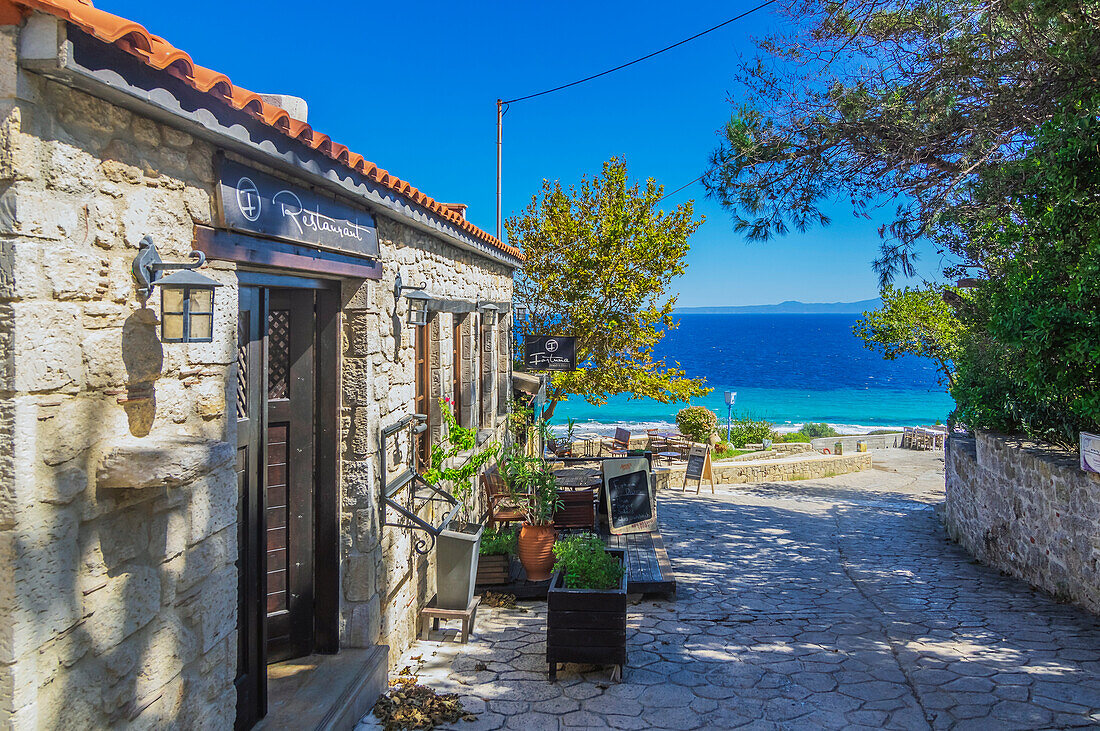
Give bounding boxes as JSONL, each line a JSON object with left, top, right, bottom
{"left": 479, "top": 527, "right": 517, "bottom": 556}
{"left": 676, "top": 406, "right": 718, "bottom": 443}
{"left": 551, "top": 534, "right": 624, "bottom": 590}
{"left": 799, "top": 422, "right": 838, "bottom": 438}
{"left": 726, "top": 416, "right": 775, "bottom": 447}
{"left": 949, "top": 106, "right": 1100, "bottom": 447}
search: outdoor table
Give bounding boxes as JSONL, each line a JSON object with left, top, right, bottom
{"left": 575, "top": 433, "right": 602, "bottom": 458}
{"left": 553, "top": 465, "right": 602, "bottom": 490}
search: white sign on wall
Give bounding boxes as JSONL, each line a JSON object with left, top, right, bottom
{"left": 1081, "top": 432, "right": 1100, "bottom": 474}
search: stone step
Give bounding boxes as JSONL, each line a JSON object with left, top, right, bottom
{"left": 257, "top": 646, "right": 389, "bottom": 731}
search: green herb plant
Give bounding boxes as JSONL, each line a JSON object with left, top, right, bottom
{"left": 552, "top": 534, "right": 625, "bottom": 590}
{"left": 479, "top": 527, "right": 518, "bottom": 556}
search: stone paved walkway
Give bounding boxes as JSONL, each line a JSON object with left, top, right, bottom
{"left": 359, "top": 449, "right": 1100, "bottom": 730}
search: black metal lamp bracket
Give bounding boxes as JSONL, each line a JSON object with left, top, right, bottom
{"left": 132, "top": 235, "right": 208, "bottom": 298}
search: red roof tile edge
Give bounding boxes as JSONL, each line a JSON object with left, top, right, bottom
{"left": 2, "top": 0, "right": 523, "bottom": 262}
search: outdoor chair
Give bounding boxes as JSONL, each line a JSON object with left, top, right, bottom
{"left": 602, "top": 427, "right": 631, "bottom": 457}
{"left": 553, "top": 487, "right": 597, "bottom": 530}
{"left": 483, "top": 468, "right": 526, "bottom": 532}
{"left": 646, "top": 428, "right": 668, "bottom": 452}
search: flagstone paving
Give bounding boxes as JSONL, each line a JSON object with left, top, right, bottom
{"left": 358, "top": 449, "right": 1100, "bottom": 730}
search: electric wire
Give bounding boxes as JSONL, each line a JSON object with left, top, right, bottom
{"left": 658, "top": 175, "right": 704, "bottom": 204}
{"left": 502, "top": 0, "right": 777, "bottom": 105}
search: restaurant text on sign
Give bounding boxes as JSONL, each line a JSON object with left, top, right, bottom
{"left": 217, "top": 158, "right": 380, "bottom": 258}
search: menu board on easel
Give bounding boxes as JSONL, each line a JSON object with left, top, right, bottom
{"left": 683, "top": 444, "right": 715, "bottom": 494}
{"left": 603, "top": 456, "right": 657, "bottom": 535}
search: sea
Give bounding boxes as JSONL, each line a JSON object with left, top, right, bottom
{"left": 549, "top": 313, "right": 955, "bottom": 436}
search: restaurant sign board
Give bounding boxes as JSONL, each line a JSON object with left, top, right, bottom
{"left": 217, "top": 158, "right": 380, "bottom": 258}
{"left": 603, "top": 456, "right": 656, "bottom": 535}
{"left": 523, "top": 336, "right": 576, "bottom": 371}
{"left": 1082, "top": 432, "right": 1100, "bottom": 474}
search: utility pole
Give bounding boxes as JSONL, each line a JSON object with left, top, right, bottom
{"left": 496, "top": 99, "right": 503, "bottom": 240}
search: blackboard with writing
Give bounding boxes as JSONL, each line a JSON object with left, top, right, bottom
{"left": 685, "top": 450, "right": 706, "bottom": 480}
{"left": 682, "top": 444, "right": 715, "bottom": 494}
{"left": 603, "top": 457, "right": 657, "bottom": 535}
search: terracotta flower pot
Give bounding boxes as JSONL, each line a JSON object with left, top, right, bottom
{"left": 517, "top": 524, "right": 556, "bottom": 582}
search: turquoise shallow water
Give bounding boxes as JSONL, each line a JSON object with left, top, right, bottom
{"left": 547, "top": 314, "right": 955, "bottom": 435}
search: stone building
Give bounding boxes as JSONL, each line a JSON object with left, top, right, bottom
{"left": 0, "top": 0, "right": 520, "bottom": 727}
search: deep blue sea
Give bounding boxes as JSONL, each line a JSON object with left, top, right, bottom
{"left": 551, "top": 313, "right": 955, "bottom": 435}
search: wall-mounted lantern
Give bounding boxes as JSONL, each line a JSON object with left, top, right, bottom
{"left": 477, "top": 301, "right": 499, "bottom": 323}
{"left": 132, "top": 235, "right": 222, "bottom": 343}
{"left": 395, "top": 274, "right": 433, "bottom": 327}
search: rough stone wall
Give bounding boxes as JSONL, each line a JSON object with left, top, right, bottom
{"left": 338, "top": 216, "right": 512, "bottom": 660}
{"left": 944, "top": 433, "right": 1100, "bottom": 614}
{"left": 0, "top": 30, "right": 237, "bottom": 730}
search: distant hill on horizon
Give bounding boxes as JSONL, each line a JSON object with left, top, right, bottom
{"left": 675, "top": 298, "right": 881, "bottom": 315}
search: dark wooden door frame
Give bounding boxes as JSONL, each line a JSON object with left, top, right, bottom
{"left": 234, "top": 273, "right": 340, "bottom": 729}
{"left": 235, "top": 286, "right": 266, "bottom": 731}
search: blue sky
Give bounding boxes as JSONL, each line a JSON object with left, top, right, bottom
{"left": 101, "top": 0, "right": 938, "bottom": 306}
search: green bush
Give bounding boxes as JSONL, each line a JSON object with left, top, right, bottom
{"left": 551, "top": 534, "right": 624, "bottom": 590}
{"left": 479, "top": 527, "right": 517, "bottom": 556}
{"left": 676, "top": 406, "right": 718, "bottom": 443}
{"left": 799, "top": 422, "right": 838, "bottom": 438}
{"left": 950, "top": 106, "right": 1100, "bottom": 446}
{"left": 726, "top": 416, "right": 775, "bottom": 447}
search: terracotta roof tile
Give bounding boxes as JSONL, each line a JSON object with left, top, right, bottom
{"left": 1, "top": 0, "right": 523, "bottom": 261}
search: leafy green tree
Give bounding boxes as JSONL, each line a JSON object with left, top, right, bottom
{"left": 951, "top": 102, "right": 1100, "bottom": 445}
{"left": 702, "top": 0, "right": 1100, "bottom": 284}
{"left": 507, "top": 158, "right": 708, "bottom": 419}
{"left": 854, "top": 286, "right": 964, "bottom": 388}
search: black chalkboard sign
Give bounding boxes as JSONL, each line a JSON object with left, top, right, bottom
{"left": 603, "top": 457, "right": 656, "bottom": 534}
{"left": 682, "top": 444, "right": 715, "bottom": 494}
{"left": 685, "top": 450, "right": 706, "bottom": 481}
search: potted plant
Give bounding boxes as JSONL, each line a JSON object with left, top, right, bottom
{"left": 502, "top": 450, "right": 563, "bottom": 582}
{"left": 425, "top": 398, "right": 497, "bottom": 610}
{"left": 476, "top": 526, "right": 517, "bottom": 586}
{"left": 546, "top": 534, "right": 627, "bottom": 681}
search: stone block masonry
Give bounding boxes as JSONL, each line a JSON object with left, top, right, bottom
{"left": 944, "top": 433, "right": 1100, "bottom": 615}
{"left": 0, "top": 42, "right": 237, "bottom": 728}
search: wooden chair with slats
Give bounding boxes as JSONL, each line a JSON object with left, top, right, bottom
{"left": 601, "top": 427, "right": 631, "bottom": 457}
{"left": 483, "top": 468, "right": 526, "bottom": 532}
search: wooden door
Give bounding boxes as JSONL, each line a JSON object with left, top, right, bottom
{"left": 264, "top": 290, "right": 316, "bottom": 662}
{"left": 414, "top": 322, "right": 431, "bottom": 471}
{"left": 235, "top": 287, "right": 266, "bottom": 731}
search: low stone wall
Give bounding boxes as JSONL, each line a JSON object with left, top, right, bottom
{"left": 811, "top": 433, "right": 905, "bottom": 452}
{"left": 745, "top": 442, "right": 814, "bottom": 455}
{"left": 655, "top": 452, "right": 871, "bottom": 489}
{"left": 944, "top": 433, "right": 1100, "bottom": 614}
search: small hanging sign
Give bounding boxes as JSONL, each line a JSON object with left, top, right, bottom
{"left": 683, "top": 444, "right": 715, "bottom": 494}
{"left": 524, "top": 336, "right": 577, "bottom": 371}
{"left": 1082, "top": 432, "right": 1100, "bottom": 474}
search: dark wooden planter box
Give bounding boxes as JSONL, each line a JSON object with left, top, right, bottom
{"left": 476, "top": 553, "right": 511, "bottom": 585}
{"left": 546, "top": 549, "right": 626, "bottom": 681}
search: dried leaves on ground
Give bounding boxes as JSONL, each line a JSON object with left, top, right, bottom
{"left": 372, "top": 668, "right": 477, "bottom": 730}
{"left": 480, "top": 591, "right": 527, "bottom": 611}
